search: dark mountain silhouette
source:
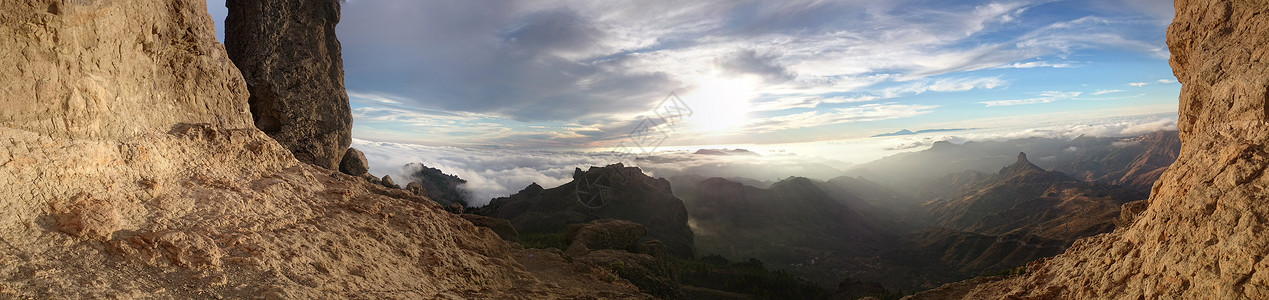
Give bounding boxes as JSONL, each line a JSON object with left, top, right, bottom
{"left": 475, "top": 163, "right": 695, "bottom": 257}
{"left": 403, "top": 162, "right": 469, "bottom": 208}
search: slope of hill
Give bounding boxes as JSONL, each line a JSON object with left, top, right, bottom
{"left": 928, "top": 1, "right": 1269, "bottom": 298}
{"left": 922, "top": 152, "right": 1147, "bottom": 241}
{"left": 849, "top": 131, "right": 1181, "bottom": 194}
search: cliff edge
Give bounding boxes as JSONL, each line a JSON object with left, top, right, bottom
{"left": 915, "top": 1, "right": 1269, "bottom": 298}
{"left": 0, "top": 1, "right": 646, "bottom": 298}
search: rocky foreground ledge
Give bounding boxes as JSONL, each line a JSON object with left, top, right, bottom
{"left": 0, "top": 1, "right": 648, "bottom": 298}
{"left": 912, "top": 0, "right": 1269, "bottom": 298}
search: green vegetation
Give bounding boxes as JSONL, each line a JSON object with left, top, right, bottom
{"left": 668, "top": 255, "right": 828, "bottom": 300}
{"left": 519, "top": 232, "right": 567, "bottom": 250}
{"left": 983, "top": 265, "right": 1028, "bottom": 277}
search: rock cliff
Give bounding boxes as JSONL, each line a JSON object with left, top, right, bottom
{"left": 926, "top": 1, "right": 1269, "bottom": 298}
{"left": 225, "top": 0, "right": 353, "bottom": 169}
{"left": 0, "top": 1, "right": 648, "bottom": 298}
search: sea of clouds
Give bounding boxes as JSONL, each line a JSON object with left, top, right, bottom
{"left": 354, "top": 113, "right": 1178, "bottom": 207}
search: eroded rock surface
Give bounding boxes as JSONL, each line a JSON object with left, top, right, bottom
{"left": 935, "top": 1, "right": 1269, "bottom": 298}
{"left": 225, "top": 0, "right": 353, "bottom": 169}
{"left": 0, "top": 1, "right": 650, "bottom": 298}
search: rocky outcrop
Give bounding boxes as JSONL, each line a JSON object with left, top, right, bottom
{"left": 0, "top": 1, "right": 650, "bottom": 298}
{"left": 338, "top": 147, "right": 368, "bottom": 176}
{"left": 404, "top": 163, "right": 469, "bottom": 208}
{"left": 476, "top": 164, "right": 696, "bottom": 258}
{"left": 225, "top": 0, "right": 352, "bottom": 169}
{"left": 565, "top": 219, "right": 649, "bottom": 256}
{"left": 948, "top": 1, "right": 1269, "bottom": 298}
{"left": 0, "top": 0, "right": 253, "bottom": 139}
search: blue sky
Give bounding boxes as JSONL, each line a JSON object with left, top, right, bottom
{"left": 206, "top": 0, "right": 1179, "bottom": 151}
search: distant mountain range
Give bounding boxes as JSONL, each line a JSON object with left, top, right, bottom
{"left": 872, "top": 128, "right": 976, "bottom": 137}
{"left": 454, "top": 130, "right": 1180, "bottom": 296}
{"left": 847, "top": 131, "right": 1181, "bottom": 194}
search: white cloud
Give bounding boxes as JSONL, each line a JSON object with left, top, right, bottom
{"left": 998, "top": 61, "right": 1074, "bottom": 69}
{"left": 1129, "top": 82, "right": 1149, "bottom": 87}
{"left": 1156, "top": 79, "right": 1177, "bottom": 84}
{"left": 745, "top": 103, "right": 939, "bottom": 132}
{"left": 980, "top": 91, "right": 1081, "bottom": 107}
{"left": 1092, "top": 89, "right": 1124, "bottom": 95}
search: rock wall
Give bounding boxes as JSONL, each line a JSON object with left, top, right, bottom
{"left": 0, "top": 1, "right": 648, "bottom": 298}
{"left": 225, "top": 0, "right": 352, "bottom": 169}
{"left": 928, "top": 1, "right": 1269, "bottom": 298}
{"left": 0, "top": 0, "right": 253, "bottom": 139}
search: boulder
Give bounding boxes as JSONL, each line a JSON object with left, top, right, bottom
{"left": 405, "top": 181, "right": 426, "bottom": 196}
{"left": 225, "top": 0, "right": 353, "bottom": 169}
{"left": 338, "top": 148, "right": 369, "bottom": 176}
{"left": 565, "top": 219, "right": 649, "bottom": 257}
{"left": 381, "top": 175, "right": 399, "bottom": 189}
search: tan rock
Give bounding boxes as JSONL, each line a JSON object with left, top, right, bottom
{"left": 932, "top": 1, "right": 1269, "bottom": 298}
{"left": 0, "top": 0, "right": 650, "bottom": 298}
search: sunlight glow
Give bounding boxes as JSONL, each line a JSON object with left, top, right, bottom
{"left": 684, "top": 75, "right": 758, "bottom": 134}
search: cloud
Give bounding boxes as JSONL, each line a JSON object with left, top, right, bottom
{"left": 745, "top": 103, "right": 939, "bottom": 132}
{"left": 1129, "top": 82, "right": 1149, "bottom": 87}
{"left": 1156, "top": 79, "right": 1177, "bottom": 84}
{"left": 351, "top": 138, "right": 852, "bottom": 206}
{"left": 1092, "top": 89, "right": 1124, "bottom": 95}
{"left": 998, "top": 61, "right": 1074, "bottom": 69}
{"left": 879, "top": 113, "right": 1177, "bottom": 151}
{"left": 716, "top": 50, "right": 795, "bottom": 83}
{"left": 980, "top": 91, "right": 1081, "bottom": 107}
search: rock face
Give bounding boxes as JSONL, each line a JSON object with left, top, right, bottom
{"left": 338, "top": 147, "right": 368, "bottom": 176}
{"left": 0, "top": 0, "right": 253, "bottom": 139}
{"left": 225, "top": 0, "right": 353, "bottom": 169}
{"left": 947, "top": 1, "right": 1269, "bottom": 298}
{"left": 0, "top": 1, "right": 650, "bottom": 298}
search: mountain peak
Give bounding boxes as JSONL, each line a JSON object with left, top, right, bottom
{"left": 1000, "top": 152, "right": 1044, "bottom": 178}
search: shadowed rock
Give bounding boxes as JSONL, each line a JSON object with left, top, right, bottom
{"left": 225, "top": 0, "right": 352, "bottom": 169}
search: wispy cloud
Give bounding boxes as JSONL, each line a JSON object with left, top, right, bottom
{"left": 745, "top": 103, "right": 939, "bottom": 132}
{"left": 1129, "top": 82, "right": 1149, "bottom": 87}
{"left": 1093, "top": 89, "right": 1124, "bottom": 95}
{"left": 980, "top": 91, "right": 1081, "bottom": 107}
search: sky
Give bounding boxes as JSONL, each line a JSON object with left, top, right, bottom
{"left": 205, "top": 0, "right": 1181, "bottom": 204}
{"left": 205, "top": 0, "right": 1178, "bottom": 149}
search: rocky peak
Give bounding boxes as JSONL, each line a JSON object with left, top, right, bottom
{"left": 942, "top": 1, "right": 1269, "bottom": 298}
{"left": 998, "top": 151, "right": 1044, "bottom": 178}
{"left": 225, "top": 0, "right": 353, "bottom": 169}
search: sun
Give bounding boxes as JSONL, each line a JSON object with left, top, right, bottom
{"left": 684, "top": 76, "right": 757, "bottom": 134}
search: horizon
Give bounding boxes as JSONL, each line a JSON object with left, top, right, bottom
{"left": 205, "top": 0, "right": 1180, "bottom": 163}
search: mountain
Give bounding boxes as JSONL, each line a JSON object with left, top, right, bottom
{"left": 929, "top": 2, "right": 1269, "bottom": 297}
{"left": 672, "top": 175, "right": 899, "bottom": 288}
{"left": 872, "top": 128, "right": 974, "bottom": 137}
{"left": 847, "top": 131, "right": 1181, "bottom": 194}
{"left": 402, "top": 162, "right": 469, "bottom": 208}
{"left": 921, "top": 152, "right": 1147, "bottom": 238}
{"left": 476, "top": 163, "right": 696, "bottom": 257}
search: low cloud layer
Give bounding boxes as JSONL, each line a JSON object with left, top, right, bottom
{"left": 353, "top": 113, "right": 1177, "bottom": 207}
